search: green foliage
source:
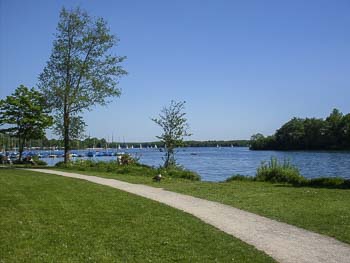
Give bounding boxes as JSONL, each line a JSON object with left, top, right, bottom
{"left": 119, "top": 153, "right": 138, "bottom": 165}
{"left": 255, "top": 157, "right": 305, "bottom": 184}
{"left": 56, "top": 159, "right": 120, "bottom": 172}
{"left": 225, "top": 174, "right": 255, "bottom": 182}
{"left": 250, "top": 108, "right": 350, "bottom": 150}
{"left": 12, "top": 156, "right": 47, "bottom": 166}
{"left": 250, "top": 134, "right": 276, "bottom": 150}
{"left": 275, "top": 118, "right": 306, "bottom": 149}
{"left": 32, "top": 156, "right": 47, "bottom": 166}
{"left": 184, "top": 140, "right": 250, "bottom": 147}
{"left": 300, "top": 177, "right": 350, "bottom": 189}
{"left": 0, "top": 136, "right": 250, "bottom": 151}
{"left": 235, "top": 157, "right": 350, "bottom": 189}
{"left": 56, "top": 159, "right": 200, "bottom": 181}
{"left": 53, "top": 114, "right": 86, "bottom": 141}
{"left": 39, "top": 7, "right": 127, "bottom": 162}
{"left": 0, "top": 85, "right": 53, "bottom": 159}
{"left": 158, "top": 166, "right": 200, "bottom": 181}
{"left": 152, "top": 100, "right": 192, "bottom": 168}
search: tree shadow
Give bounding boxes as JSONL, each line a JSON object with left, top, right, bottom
{"left": 273, "top": 181, "right": 350, "bottom": 190}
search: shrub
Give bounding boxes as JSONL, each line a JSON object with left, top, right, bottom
{"left": 118, "top": 154, "right": 138, "bottom": 165}
{"left": 158, "top": 166, "right": 200, "bottom": 181}
{"left": 55, "top": 158, "right": 200, "bottom": 181}
{"left": 32, "top": 156, "right": 47, "bottom": 166}
{"left": 255, "top": 157, "right": 305, "bottom": 184}
{"left": 56, "top": 159, "right": 120, "bottom": 172}
{"left": 55, "top": 159, "right": 154, "bottom": 177}
{"left": 55, "top": 161, "right": 67, "bottom": 168}
{"left": 300, "top": 177, "right": 350, "bottom": 189}
{"left": 11, "top": 156, "right": 47, "bottom": 166}
{"left": 225, "top": 174, "right": 255, "bottom": 182}
{"left": 224, "top": 157, "right": 349, "bottom": 189}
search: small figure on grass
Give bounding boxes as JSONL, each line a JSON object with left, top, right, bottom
{"left": 153, "top": 174, "right": 162, "bottom": 182}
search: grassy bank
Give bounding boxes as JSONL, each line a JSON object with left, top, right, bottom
{"left": 52, "top": 165, "right": 350, "bottom": 244}
{"left": 0, "top": 169, "right": 275, "bottom": 262}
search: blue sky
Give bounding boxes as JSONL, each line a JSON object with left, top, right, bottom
{"left": 1, "top": 0, "right": 349, "bottom": 141}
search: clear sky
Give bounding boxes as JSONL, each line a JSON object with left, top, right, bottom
{"left": 1, "top": 0, "right": 349, "bottom": 142}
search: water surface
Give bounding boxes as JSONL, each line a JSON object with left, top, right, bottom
{"left": 40, "top": 147, "right": 350, "bottom": 181}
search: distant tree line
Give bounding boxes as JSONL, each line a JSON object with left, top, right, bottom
{"left": 184, "top": 140, "right": 249, "bottom": 147}
{"left": 0, "top": 134, "right": 250, "bottom": 151}
{"left": 250, "top": 109, "right": 350, "bottom": 150}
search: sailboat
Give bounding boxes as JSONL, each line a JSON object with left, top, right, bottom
{"left": 139, "top": 144, "right": 142, "bottom": 149}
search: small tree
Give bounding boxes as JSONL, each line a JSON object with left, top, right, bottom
{"left": 0, "top": 85, "right": 53, "bottom": 160}
{"left": 38, "top": 7, "right": 127, "bottom": 163}
{"left": 152, "top": 101, "right": 191, "bottom": 168}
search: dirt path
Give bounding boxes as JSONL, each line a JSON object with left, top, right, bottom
{"left": 28, "top": 169, "right": 350, "bottom": 263}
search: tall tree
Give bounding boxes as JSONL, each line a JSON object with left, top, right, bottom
{"left": 342, "top": 114, "right": 350, "bottom": 148}
{"left": 275, "top": 118, "right": 305, "bottom": 149}
{"left": 325, "top": 108, "right": 343, "bottom": 148}
{"left": 152, "top": 101, "right": 191, "bottom": 168}
{"left": 38, "top": 7, "right": 127, "bottom": 163}
{"left": 0, "top": 85, "right": 53, "bottom": 160}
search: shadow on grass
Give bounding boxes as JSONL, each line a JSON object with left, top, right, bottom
{"left": 227, "top": 174, "right": 350, "bottom": 190}
{"left": 273, "top": 179, "right": 350, "bottom": 190}
{"left": 0, "top": 165, "right": 50, "bottom": 169}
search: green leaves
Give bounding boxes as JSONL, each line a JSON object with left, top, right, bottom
{"left": 152, "top": 100, "right": 192, "bottom": 167}
{"left": 0, "top": 85, "right": 53, "bottom": 159}
{"left": 39, "top": 7, "right": 126, "bottom": 113}
{"left": 250, "top": 108, "right": 350, "bottom": 150}
{"left": 38, "top": 7, "right": 127, "bottom": 161}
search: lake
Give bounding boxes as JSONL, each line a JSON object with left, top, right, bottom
{"left": 41, "top": 147, "right": 350, "bottom": 181}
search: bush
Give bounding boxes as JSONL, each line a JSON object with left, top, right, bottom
{"left": 56, "top": 159, "right": 120, "bottom": 172}
{"left": 118, "top": 154, "right": 138, "bottom": 165}
{"left": 55, "top": 161, "right": 67, "bottom": 168}
{"left": 55, "top": 158, "right": 200, "bottom": 181}
{"left": 158, "top": 166, "right": 200, "bottom": 181}
{"left": 32, "top": 156, "right": 47, "bottom": 166}
{"left": 255, "top": 157, "right": 305, "bottom": 184}
{"left": 11, "top": 156, "right": 47, "bottom": 166}
{"left": 300, "top": 177, "right": 350, "bottom": 189}
{"left": 225, "top": 174, "right": 254, "bottom": 182}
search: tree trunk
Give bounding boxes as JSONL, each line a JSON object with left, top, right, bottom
{"left": 164, "top": 150, "right": 170, "bottom": 168}
{"left": 18, "top": 137, "right": 24, "bottom": 161}
{"left": 64, "top": 112, "right": 70, "bottom": 163}
{"left": 164, "top": 147, "right": 174, "bottom": 168}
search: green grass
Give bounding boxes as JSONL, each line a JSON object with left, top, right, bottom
{"left": 0, "top": 168, "right": 275, "bottom": 262}
{"left": 52, "top": 168, "right": 350, "bottom": 244}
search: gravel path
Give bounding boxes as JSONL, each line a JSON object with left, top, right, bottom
{"left": 28, "top": 169, "right": 350, "bottom": 263}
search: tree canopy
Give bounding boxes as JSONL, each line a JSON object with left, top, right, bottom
{"left": 250, "top": 109, "right": 350, "bottom": 150}
{"left": 0, "top": 85, "right": 53, "bottom": 159}
{"left": 38, "top": 7, "right": 127, "bottom": 162}
{"left": 152, "top": 101, "right": 192, "bottom": 167}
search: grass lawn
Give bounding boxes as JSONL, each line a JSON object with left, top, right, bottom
{"left": 53, "top": 168, "right": 350, "bottom": 244}
{"left": 0, "top": 168, "right": 275, "bottom": 262}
